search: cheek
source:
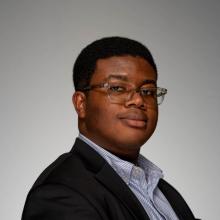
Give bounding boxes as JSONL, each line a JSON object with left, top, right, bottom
{"left": 85, "top": 101, "right": 117, "bottom": 132}
{"left": 147, "top": 108, "right": 158, "bottom": 128}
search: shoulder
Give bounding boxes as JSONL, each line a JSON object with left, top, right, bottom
{"left": 22, "top": 147, "right": 108, "bottom": 220}
{"left": 31, "top": 146, "right": 101, "bottom": 191}
{"left": 159, "top": 179, "right": 197, "bottom": 220}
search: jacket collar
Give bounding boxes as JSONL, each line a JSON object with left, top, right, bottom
{"left": 158, "top": 179, "right": 196, "bottom": 220}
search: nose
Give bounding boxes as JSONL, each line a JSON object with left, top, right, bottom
{"left": 124, "top": 90, "right": 145, "bottom": 109}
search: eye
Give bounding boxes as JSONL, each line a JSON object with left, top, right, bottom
{"left": 109, "top": 85, "right": 126, "bottom": 93}
{"left": 140, "top": 88, "right": 156, "bottom": 96}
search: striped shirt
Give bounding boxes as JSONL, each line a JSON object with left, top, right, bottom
{"left": 79, "top": 133, "right": 179, "bottom": 220}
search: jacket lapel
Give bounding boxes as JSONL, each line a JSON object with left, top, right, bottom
{"left": 73, "top": 138, "right": 150, "bottom": 220}
{"left": 96, "top": 162, "right": 150, "bottom": 220}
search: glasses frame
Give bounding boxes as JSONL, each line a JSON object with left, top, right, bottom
{"left": 81, "top": 81, "right": 167, "bottom": 105}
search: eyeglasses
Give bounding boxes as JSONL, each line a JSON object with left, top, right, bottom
{"left": 81, "top": 79, "right": 167, "bottom": 105}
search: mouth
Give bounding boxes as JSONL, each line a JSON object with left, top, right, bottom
{"left": 118, "top": 112, "right": 148, "bottom": 129}
{"left": 120, "top": 118, "right": 147, "bottom": 128}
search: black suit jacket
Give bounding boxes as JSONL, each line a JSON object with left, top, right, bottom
{"left": 22, "top": 138, "right": 199, "bottom": 220}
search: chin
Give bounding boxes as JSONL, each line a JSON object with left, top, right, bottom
{"left": 116, "top": 120, "right": 157, "bottom": 148}
{"left": 120, "top": 126, "right": 154, "bottom": 148}
{"left": 116, "top": 132, "right": 152, "bottom": 149}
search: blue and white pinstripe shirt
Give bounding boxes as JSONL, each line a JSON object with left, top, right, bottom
{"left": 79, "top": 134, "right": 179, "bottom": 220}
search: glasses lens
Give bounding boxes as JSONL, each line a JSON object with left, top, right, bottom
{"left": 107, "top": 81, "right": 131, "bottom": 103}
{"left": 157, "top": 95, "right": 164, "bottom": 105}
{"left": 156, "top": 88, "right": 167, "bottom": 105}
{"left": 106, "top": 80, "right": 167, "bottom": 105}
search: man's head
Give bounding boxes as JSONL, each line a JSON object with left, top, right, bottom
{"left": 72, "top": 37, "right": 161, "bottom": 161}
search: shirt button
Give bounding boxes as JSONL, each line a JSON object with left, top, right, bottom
{"left": 133, "top": 167, "right": 142, "bottom": 176}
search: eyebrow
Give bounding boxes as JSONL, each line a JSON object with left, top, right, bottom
{"left": 142, "top": 79, "right": 156, "bottom": 85}
{"left": 108, "top": 74, "right": 129, "bottom": 81}
{"left": 108, "top": 74, "right": 156, "bottom": 85}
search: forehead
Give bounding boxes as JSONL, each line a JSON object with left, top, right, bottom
{"left": 91, "top": 55, "right": 157, "bottom": 84}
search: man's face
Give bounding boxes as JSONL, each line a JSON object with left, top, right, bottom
{"left": 74, "top": 55, "right": 158, "bottom": 159}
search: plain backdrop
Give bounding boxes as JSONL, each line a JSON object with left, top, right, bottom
{"left": 1, "top": 0, "right": 219, "bottom": 219}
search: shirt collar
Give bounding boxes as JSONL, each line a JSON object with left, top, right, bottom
{"left": 78, "top": 133, "right": 163, "bottom": 186}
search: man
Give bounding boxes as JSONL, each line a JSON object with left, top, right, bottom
{"left": 22, "top": 37, "right": 199, "bottom": 219}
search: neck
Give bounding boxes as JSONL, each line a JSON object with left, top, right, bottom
{"left": 112, "top": 152, "right": 139, "bottom": 164}
{"left": 79, "top": 132, "right": 140, "bottom": 164}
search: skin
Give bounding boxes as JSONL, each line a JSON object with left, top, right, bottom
{"left": 73, "top": 55, "right": 158, "bottom": 163}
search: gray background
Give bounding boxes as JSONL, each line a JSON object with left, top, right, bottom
{"left": 1, "top": 0, "right": 219, "bottom": 219}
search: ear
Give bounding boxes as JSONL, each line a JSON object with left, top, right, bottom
{"left": 72, "top": 92, "right": 87, "bottom": 118}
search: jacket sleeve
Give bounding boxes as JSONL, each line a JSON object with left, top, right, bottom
{"left": 21, "top": 184, "right": 103, "bottom": 220}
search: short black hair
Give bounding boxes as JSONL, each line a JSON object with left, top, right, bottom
{"left": 73, "top": 36, "right": 157, "bottom": 91}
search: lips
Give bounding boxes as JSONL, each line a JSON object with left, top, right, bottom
{"left": 117, "top": 111, "right": 148, "bottom": 128}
